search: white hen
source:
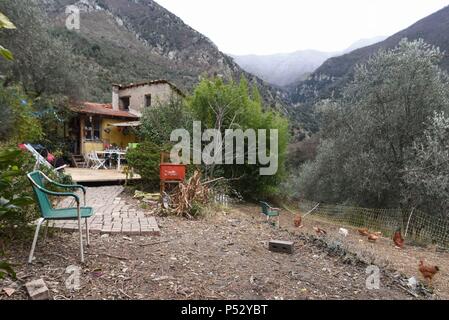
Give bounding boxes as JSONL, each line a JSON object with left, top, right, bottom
{"left": 339, "top": 228, "right": 349, "bottom": 237}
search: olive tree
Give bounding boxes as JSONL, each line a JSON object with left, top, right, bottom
{"left": 0, "top": 11, "right": 15, "bottom": 60}
{"left": 404, "top": 112, "right": 449, "bottom": 216}
{"left": 298, "top": 39, "right": 449, "bottom": 211}
{"left": 0, "top": 0, "right": 86, "bottom": 98}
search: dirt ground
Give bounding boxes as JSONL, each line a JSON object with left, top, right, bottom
{"left": 269, "top": 205, "right": 449, "bottom": 299}
{"left": 2, "top": 192, "right": 443, "bottom": 300}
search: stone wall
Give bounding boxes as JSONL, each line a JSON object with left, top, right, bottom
{"left": 116, "top": 83, "right": 179, "bottom": 115}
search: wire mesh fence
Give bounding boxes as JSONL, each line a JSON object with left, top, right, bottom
{"left": 298, "top": 200, "right": 449, "bottom": 249}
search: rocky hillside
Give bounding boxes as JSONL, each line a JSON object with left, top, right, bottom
{"left": 290, "top": 5, "right": 449, "bottom": 104}
{"left": 39, "top": 0, "right": 288, "bottom": 109}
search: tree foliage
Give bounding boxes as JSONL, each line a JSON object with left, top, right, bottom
{"left": 136, "top": 77, "right": 289, "bottom": 198}
{"left": 0, "top": 10, "right": 15, "bottom": 60}
{"left": 126, "top": 142, "right": 165, "bottom": 190}
{"left": 0, "top": 84, "right": 43, "bottom": 144}
{"left": 297, "top": 39, "right": 449, "bottom": 214}
{"left": 0, "top": 146, "right": 73, "bottom": 233}
{"left": 0, "top": 148, "right": 35, "bottom": 224}
{"left": 404, "top": 112, "right": 449, "bottom": 215}
{"left": 188, "top": 77, "right": 289, "bottom": 197}
{"left": 0, "top": 0, "right": 87, "bottom": 98}
{"left": 139, "top": 95, "right": 193, "bottom": 146}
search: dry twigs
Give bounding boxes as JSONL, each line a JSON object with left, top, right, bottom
{"left": 170, "top": 171, "right": 210, "bottom": 218}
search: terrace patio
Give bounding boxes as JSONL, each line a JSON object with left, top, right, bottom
{"left": 65, "top": 168, "right": 141, "bottom": 184}
{"left": 50, "top": 185, "right": 159, "bottom": 236}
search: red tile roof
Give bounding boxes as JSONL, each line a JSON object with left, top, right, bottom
{"left": 71, "top": 102, "right": 140, "bottom": 119}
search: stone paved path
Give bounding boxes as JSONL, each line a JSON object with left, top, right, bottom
{"left": 51, "top": 186, "right": 160, "bottom": 236}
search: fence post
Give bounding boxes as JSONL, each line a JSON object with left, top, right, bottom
{"left": 302, "top": 203, "right": 320, "bottom": 218}
{"left": 404, "top": 207, "right": 415, "bottom": 238}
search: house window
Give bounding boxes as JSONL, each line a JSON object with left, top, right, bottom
{"left": 119, "top": 96, "right": 130, "bottom": 110}
{"left": 85, "top": 117, "right": 101, "bottom": 141}
{"left": 145, "top": 94, "right": 152, "bottom": 108}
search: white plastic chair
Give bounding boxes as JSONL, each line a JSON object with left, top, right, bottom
{"left": 24, "top": 144, "right": 68, "bottom": 172}
{"left": 83, "top": 153, "right": 91, "bottom": 168}
{"left": 88, "top": 151, "right": 107, "bottom": 170}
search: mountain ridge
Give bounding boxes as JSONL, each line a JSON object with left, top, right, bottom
{"left": 39, "top": 0, "right": 290, "bottom": 110}
{"left": 231, "top": 36, "right": 386, "bottom": 88}
{"left": 290, "top": 5, "right": 449, "bottom": 104}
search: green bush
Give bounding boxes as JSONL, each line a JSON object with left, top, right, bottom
{"left": 188, "top": 77, "right": 289, "bottom": 198}
{"left": 297, "top": 39, "right": 449, "bottom": 212}
{"left": 0, "top": 84, "right": 43, "bottom": 144}
{"left": 139, "top": 95, "right": 193, "bottom": 146}
{"left": 0, "top": 148, "right": 36, "bottom": 231}
{"left": 126, "top": 142, "right": 164, "bottom": 189}
{"left": 0, "top": 146, "right": 72, "bottom": 234}
{"left": 135, "top": 77, "right": 289, "bottom": 199}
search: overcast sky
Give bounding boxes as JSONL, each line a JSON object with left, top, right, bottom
{"left": 155, "top": 0, "right": 449, "bottom": 55}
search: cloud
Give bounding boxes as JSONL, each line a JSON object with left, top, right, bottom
{"left": 155, "top": 0, "right": 448, "bottom": 54}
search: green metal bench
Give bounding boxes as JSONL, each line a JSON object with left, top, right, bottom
{"left": 27, "top": 171, "right": 93, "bottom": 263}
{"left": 260, "top": 201, "right": 281, "bottom": 228}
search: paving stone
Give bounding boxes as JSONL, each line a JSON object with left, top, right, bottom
{"left": 49, "top": 186, "right": 160, "bottom": 236}
{"left": 25, "top": 279, "right": 50, "bottom": 300}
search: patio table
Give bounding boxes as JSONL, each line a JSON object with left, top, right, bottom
{"left": 96, "top": 150, "right": 126, "bottom": 171}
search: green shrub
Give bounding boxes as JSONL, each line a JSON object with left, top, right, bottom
{"left": 188, "top": 77, "right": 289, "bottom": 199}
{"left": 139, "top": 95, "right": 193, "bottom": 146}
{"left": 189, "top": 200, "right": 205, "bottom": 218}
{"left": 126, "top": 142, "right": 164, "bottom": 190}
{"left": 0, "top": 146, "right": 72, "bottom": 235}
{"left": 0, "top": 260, "right": 16, "bottom": 279}
{"left": 297, "top": 39, "right": 449, "bottom": 212}
{"left": 0, "top": 84, "right": 43, "bottom": 144}
{"left": 0, "top": 148, "right": 36, "bottom": 232}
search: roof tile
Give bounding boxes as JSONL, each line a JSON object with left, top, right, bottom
{"left": 72, "top": 102, "right": 140, "bottom": 119}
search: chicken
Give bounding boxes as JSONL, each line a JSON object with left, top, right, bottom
{"left": 358, "top": 228, "right": 370, "bottom": 236}
{"left": 313, "top": 227, "right": 327, "bottom": 235}
{"left": 293, "top": 214, "right": 303, "bottom": 228}
{"left": 367, "top": 233, "right": 379, "bottom": 242}
{"left": 393, "top": 228, "right": 404, "bottom": 249}
{"left": 419, "top": 260, "right": 439, "bottom": 285}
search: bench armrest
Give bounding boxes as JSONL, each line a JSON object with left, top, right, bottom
{"left": 31, "top": 183, "right": 80, "bottom": 205}
{"left": 40, "top": 172, "right": 86, "bottom": 206}
{"left": 50, "top": 181, "right": 86, "bottom": 194}
{"left": 31, "top": 183, "right": 82, "bottom": 220}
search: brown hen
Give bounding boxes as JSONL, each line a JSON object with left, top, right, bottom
{"left": 293, "top": 214, "right": 303, "bottom": 228}
{"left": 393, "top": 228, "right": 404, "bottom": 249}
{"left": 419, "top": 260, "right": 439, "bottom": 285}
{"left": 313, "top": 227, "right": 327, "bottom": 235}
{"left": 367, "top": 233, "right": 379, "bottom": 242}
{"left": 358, "top": 228, "right": 370, "bottom": 236}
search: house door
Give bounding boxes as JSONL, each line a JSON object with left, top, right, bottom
{"left": 69, "top": 117, "right": 81, "bottom": 154}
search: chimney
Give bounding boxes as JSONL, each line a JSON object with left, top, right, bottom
{"left": 112, "top": 84, "right": 120, "bottom": 110}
